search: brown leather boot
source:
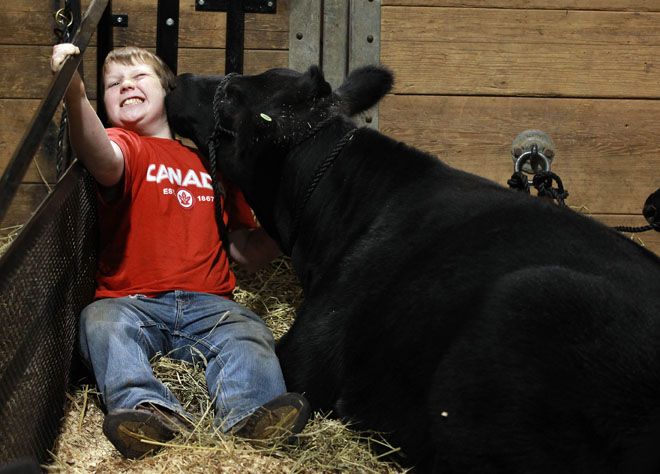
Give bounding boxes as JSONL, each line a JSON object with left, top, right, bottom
{"left": 102, "top": 403, "right": 194, "bottom": 459}
{"left": 232, "top": 392, "right": 311, "bottom": 442}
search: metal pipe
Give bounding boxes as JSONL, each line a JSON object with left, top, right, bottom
{"left": 225, "top": 0, "right": 244, "bottom": 74}
{"left": 157, "top": 0, "right": 180, "bottom": 74}
{"left": 96, "top": 0, "right": 113, "bottom": 127}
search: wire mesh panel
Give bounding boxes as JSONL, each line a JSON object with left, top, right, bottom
{"left": 0, "top": 163, "right": 97, "bottom": 467}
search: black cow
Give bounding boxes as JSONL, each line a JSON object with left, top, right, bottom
{"left": 166, "top": 66, "right": 660, "bottom": 473}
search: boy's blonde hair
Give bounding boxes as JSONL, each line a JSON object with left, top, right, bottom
{"left": 103, "top": 46, "right": 176, "bottom": 92}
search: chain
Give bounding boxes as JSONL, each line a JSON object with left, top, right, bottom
{"left": 54, "top": 1, "right": 74, "bottom": 179}
{"left": 53, "top": 5, "right": 74, "bottom": 42}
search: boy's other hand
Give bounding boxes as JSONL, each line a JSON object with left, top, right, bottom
{"left": 51, "top": 43, "right": 80, "bottom": 74}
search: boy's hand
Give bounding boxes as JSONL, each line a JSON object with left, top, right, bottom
{"left": 50, "top": 43, "right": 80, "bottom": 73}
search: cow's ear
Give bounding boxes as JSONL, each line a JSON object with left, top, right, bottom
{"left": 302, "top": 65, "right": 332, "bottom": 99}
{"left": 335, "top": 65, "right": 394, "bottom": 116}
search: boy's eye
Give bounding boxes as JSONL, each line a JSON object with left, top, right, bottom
{"left": 107, "top": 81, "right": 119, "bottom": 88}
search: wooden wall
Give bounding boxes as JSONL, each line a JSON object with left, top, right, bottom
{"left": 379, "top": 0, "right": 660, "bottom": 254}
{"left": 1, "top": 0, "right": 658, "bottom": 254}
{"left": 0, "top": 0, "right": 288, "bottom": 231}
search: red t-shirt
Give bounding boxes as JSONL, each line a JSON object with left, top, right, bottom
{"left": 94, "top": 128, "right": 256, "bottom": 299}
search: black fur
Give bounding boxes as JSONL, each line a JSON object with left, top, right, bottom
{"left": 166, "top": 66, "right": 660, "bottom": 473}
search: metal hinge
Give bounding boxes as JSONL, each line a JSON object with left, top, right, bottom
{"left": 195, "top": 0, "right": 276, "bottom": 13}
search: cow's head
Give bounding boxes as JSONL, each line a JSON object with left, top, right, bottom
{"left": 165, "top": 73, "right": 223, "bottom": 158}
{"left": 167, "top": 65, "right": 392, "bottom": 178}
{"left": 166, "top": 65, "right": 393, "bottom": 248}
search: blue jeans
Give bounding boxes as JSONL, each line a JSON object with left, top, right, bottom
{"left": 79, "top": 290, "right": 287, "bottom": 430}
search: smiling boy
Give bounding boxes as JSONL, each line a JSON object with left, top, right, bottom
{"left": 50, "top": 44, "right": 310, "bottom": 459}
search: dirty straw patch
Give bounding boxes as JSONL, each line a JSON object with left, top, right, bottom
{"left": 47, "top": 258, "right": 406, "bottom": 473}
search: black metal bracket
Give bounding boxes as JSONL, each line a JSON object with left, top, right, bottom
{"left": 157, "top": 0, "right": 179, "bottom": 74}
{"left": 112, "top": 14, "right": 128, "bottom": 27}
{"left": 194, "top": 0, "right": 276, "bottom": 14}
{"left": 96, "top": 1, "right": 113, "bottom": 126}
{"left": 195, "top": 0, "right": 276, "bottom": 75}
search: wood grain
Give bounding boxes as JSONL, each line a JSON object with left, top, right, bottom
{"left": 380, "top": 94, "right": 660, "bottom": 215}
{"left": 0, "top": 99, "right": 59, "bottom": 183}
{"left": 1, "top": 0, "right": 289, "bottom": 49}
{"left": 0, "top": 46, "right": 287, "bottom": 99}
{"left": 0, "top": 184, "right": 50, "bottom": 229}
{"left": 382, "top": 1, "right": 660, "bottom": 12}
{"left": 382, "top": 7, "right": 660, "bottom": 97}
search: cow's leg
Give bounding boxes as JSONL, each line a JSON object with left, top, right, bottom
{"left": 276, "top": 302, "right": 343, "bottom": 411}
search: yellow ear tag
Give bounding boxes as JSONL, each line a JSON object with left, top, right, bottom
{"left": 260, "top": 113, "right": 272, "bottom": 122}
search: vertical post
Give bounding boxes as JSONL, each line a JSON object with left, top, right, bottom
{"left": 96, "top": 0, "right": 113, "bottom": 126}
{"left": 156, "top": 0, "right": 180, "bottom": 74}
{"left": 349, "top": 0, "right": 381, "bottom": 129}
{"left": 322, "top": 0, "right": 349, "bottom": 89}
{"left": 289, "top": 0, "right": 322, "bottom": 73}
{"left": 70, "top": 0, "right": 83, "bottom": 77}
{"left": 62, "top": 0, "right": 83, "bottom": 175}
{"left": 225, "top": 0, "right": 244, "bottom": 74}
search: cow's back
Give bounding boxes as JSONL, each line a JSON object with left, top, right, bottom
{"left": 290, "top": 127, "right": 660, "bottom": 472}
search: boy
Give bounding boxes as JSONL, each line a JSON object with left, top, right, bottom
{"left": 50, "top": 44, "right": 310, "bottom": 459}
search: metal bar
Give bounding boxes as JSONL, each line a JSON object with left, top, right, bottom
{"left": 156, "top": 0, "right": 180, "bottom": 74}
{"left": 349, "top": 0, "right": 381, "bottom": 129}
{"left": 0, "top": 164, "right": 87, "bottom": 284}
{"left": 70, "top": 0, "right": 83, "bottom": 76}
{"left": 96, "top": 0, "right": 113, "bottom": 127}
{"left": 225, "top": 0, "right": 245, "bottom": 74}
{"left": 322, "top": 0, "right": 349, "bottom": 89}
{"left": 195, "top": 0, "right": 276, "bottom": 14}
{"left": 0, "top": 0, "right": 110, "bottom": 225}
{"left": 64, "top": 0, "right": 83, "bottom": 174}
{"left": 289, "top": 0, "right": 322, "bottom": 72}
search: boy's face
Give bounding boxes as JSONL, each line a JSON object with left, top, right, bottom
{"left": 104, "top": 61, "right": 169, "bottom": 135}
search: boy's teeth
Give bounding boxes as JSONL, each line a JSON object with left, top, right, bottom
{"left": 123, "top": 98, "right": 143, "bottom": 106}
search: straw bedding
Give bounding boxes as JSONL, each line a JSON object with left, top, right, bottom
{"left": 45, "top": 258, "right": 406, "bottom": 473}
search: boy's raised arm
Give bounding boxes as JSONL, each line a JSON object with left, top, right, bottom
{"left": 51, "top": 44, "right": 124, "bottom": 187}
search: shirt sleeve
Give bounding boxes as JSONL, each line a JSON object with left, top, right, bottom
{"left": 106, "top": 127, "right": 143, "bottom": 196}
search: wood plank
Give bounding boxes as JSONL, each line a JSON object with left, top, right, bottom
{"left": 382, "top": 7, "right": 660, "bottom": 97}
{"left": 0, "top": 46, "right": 54, "bottom": 99}
{"left": 177, "top": 0, "right": 289, "bottom": 50}
{"left": 2, "top": 10, "right": 60, "bottom": 46}
{"left": 0, "top": 184, "right": 50, "bottom": 229}
{"left": 1, "top": 0, "right": 289, "bottom": 49}
{"left": 0, "top": 46, "right": 286, "bottom": 99}
{"left": 0, "top": 100, "right": 59, "bottom": 183}
{"left": 177, "top": 49, "right": 288, "bottom": 76}
{"left": 379, "top": 94, "right": 660, "bottom": 215}
{"left": 383, "top": 8, "right": 660, "bottom": 46}
{"left": 383, "top": 42, "right": 660, "bottom": 97}
{"left": 383, "top": 1, "right": 660, "bottom": 11}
